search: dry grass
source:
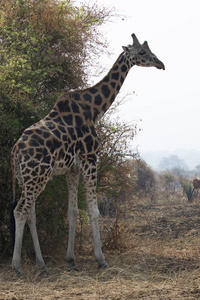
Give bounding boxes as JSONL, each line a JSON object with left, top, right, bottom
{"left": 1, "top": 201, "right": 200, "bottom": 299}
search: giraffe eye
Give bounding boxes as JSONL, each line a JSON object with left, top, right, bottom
{"left": 138, "top": 50, "right": 146, "bottom": 55}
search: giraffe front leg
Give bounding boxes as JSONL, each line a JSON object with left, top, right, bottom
{"left": 66, "top": 169, "right": 80, "bottom": 271}
{"left": 83, "top": 162, "right": 107, "bottom": 269}
{"left": 88, "top": 204, "right": 107, "bottom": 269}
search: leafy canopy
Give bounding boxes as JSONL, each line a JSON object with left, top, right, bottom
{"left": 0, "top": 0, "right": 110, "bottom": 109}
{"left": 0, "top": 0, "right": 112, "bottom": 253}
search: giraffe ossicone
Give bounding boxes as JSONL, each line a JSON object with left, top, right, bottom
{"left": 10, "top": 33, "right": 164, "bottom": 276}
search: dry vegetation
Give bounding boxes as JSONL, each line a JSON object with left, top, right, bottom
{"left": 1, "top": 197, "right": 200, "bottom": 299}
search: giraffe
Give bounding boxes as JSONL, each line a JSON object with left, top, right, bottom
{"left": 10, "top": 33, "right": 165, "bottom": 276}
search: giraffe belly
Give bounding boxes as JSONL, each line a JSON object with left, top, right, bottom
{"left": 52, "top": 151, "right": 82, "bottom": 176}
{"left": 52, "top": 160, "right": 71, "bottom": 176}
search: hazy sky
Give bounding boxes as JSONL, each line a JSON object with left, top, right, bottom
{"left": 86, "top": 0, "right": 200, "bottom": 153}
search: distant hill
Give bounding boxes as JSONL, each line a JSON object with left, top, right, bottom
{"left": 141, "top": 149, "right": 200, "bottom": 171}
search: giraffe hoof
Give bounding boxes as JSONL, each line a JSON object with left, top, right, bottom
{"left": 39, "top": 265, "right": 49, "bottom": 275}
{"left": 98, "top": 261, "right": 108, "bottom": 269}
{"left": 67, "top": 259, "right": 80, "bottom": 271}
{"left": 68, "top": 265, "right": 80, "bottom": 272}
{"left": 15, "top": 268, "right": 24, "bottom": 278}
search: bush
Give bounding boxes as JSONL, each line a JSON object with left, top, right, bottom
{"left": 0, "top": 0, "right": 111, "bottom": 256}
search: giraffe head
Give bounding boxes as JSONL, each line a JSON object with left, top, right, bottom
{"left": 122, "top": 33, "right": 165, "bottom": 70}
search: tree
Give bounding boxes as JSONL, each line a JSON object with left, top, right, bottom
{"left": 159, "top": 172, "right": 178, "bottom": 193}
{"left": 0, "top": 0, "right": 112, "bottom": 255}
{"left": 179, "top": 178, "right": 195, "bottom": 202}
{"left": 97, "top": 116, "right": 137, "bottom": 187}
{"left": 194, "top": 165, "right": 200, "bottom": 177}
{"left": 159, "top": 155, "right": 188, "bottom": 171}
{"left": 96, "top": 99, "right": 138, "bottom": 215}
{"left": 179, "top": 177, "right": 200, "bottom": 203}
{"left": 0, "top": 0, "right": 111, "bottom": 107}
{"left": 132, "top": 159, "right": 156, "bottom": 201}
{"left": 171, "top": 167, "right": 187, "bottom": 177}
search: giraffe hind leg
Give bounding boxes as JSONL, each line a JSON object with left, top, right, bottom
{"left": 12, "top": 174, "right": 50, "bottom": 276}
{"left": 27, "top": 204, "right": 49, "bottom": 274}
{"left": 12, "top": 205, "right": 27, "bottom": 277}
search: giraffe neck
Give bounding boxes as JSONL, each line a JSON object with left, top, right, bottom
{"left": 48, "top": 52, "right": 133, "bottom": 127}
{"left": 88, "top": 52, "right": 132, "bottom": 122}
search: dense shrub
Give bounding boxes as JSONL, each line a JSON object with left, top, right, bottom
{"left": 0, "top": 0, "right": 111, "bottom": 255}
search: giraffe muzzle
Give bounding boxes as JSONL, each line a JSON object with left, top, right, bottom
{"left": 155, "top": 60, "right": 165, "bottom": 70}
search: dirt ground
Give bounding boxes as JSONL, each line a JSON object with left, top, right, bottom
{"left": 1, "top": 200, "right": 200, "bottom": 299}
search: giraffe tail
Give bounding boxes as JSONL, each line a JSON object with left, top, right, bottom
{"left": 10, "top": 200, "right": 17, "bottom": 251}
{"left": 10, "top": 156, "right": 17, "bottom": 251}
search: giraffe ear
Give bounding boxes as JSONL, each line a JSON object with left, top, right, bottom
{"left": 122, "top": 46, "right": 129, "bottom": 52}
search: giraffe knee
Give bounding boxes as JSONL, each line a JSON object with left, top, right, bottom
{"left": 27, "top": 211, "right": 36, "bottom": 225}
{"left": 68, "top": 207, "right": 79, "bottom": 221}
{"left": 14, "top": 207, "right": 28, "bottom": 222}
{"left": 88, "top": 206, "right": 100, "bottom": 221}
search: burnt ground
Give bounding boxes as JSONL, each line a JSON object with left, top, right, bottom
{"left": 132, "top": 203, "right": 200, "bottom": 239}
{"left": 1, "top": 201, "right": 200, "bottom": 299}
